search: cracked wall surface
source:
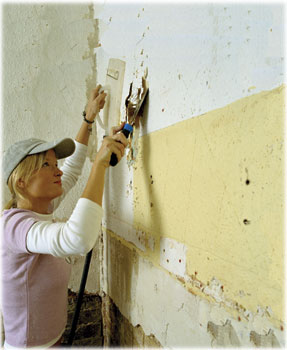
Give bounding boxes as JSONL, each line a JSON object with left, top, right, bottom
{"left": 133, "top": 86, "right": 285, "bottom": 324}
{"left": 95, "top": 1, "right": 285, "bottom": 348}
{"left": 2, "top": 3, "right": 101, "bottom": 292}
{"left": 106, "top": 232, "right": 284, "bottom": 347}
{"left": 2, "top": 2, "right": 285, "bottom": 348}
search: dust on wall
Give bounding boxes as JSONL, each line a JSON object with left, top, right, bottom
{"left": 95, "top": 1, "right": 286, "bottom": 348}
{"left": 133, "top": 84, "right": 285, "bottom": 330}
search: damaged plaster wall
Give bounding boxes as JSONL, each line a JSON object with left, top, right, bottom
{"left": 2, "top": 4, "right": 100, "bottom": 293}
{"left": 2, "top": 3, "right": 285, "bottom": 347}
{"left": 95, "top": 1, "right": 286, "bottom": 348}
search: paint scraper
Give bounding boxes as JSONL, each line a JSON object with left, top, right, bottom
{"left": 109, "top": 80, "right": 149, "bottom": 166}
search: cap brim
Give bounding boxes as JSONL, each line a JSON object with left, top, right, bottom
{"left": 28, "top": 138, "right": 75, "bottom": 159}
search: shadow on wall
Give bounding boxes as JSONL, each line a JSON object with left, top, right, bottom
{"left": 104, "top": 92, "right": 165, "bottom": 345}
{"left": 135, "top": 93, "right": 164, "bottom": 262}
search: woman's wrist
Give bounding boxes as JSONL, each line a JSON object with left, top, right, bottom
{"left": 83, "top": 110, "right": 94, "bottom": 123}
{"left": 85, "top": 114, "right": 94, "bottom": 123}
{"left": 93, "top": 159, "right": 107, "bottom": 171}
{"left": 85, "top": 107, "right": 99, "bottom": 122}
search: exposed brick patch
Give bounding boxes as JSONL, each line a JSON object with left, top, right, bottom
{"left": 62, "top": 289, "right": 103, "bottom": 346}
{"left": 2, "top": 289, "right": 161, "bottom": 347}
{"left": 103, "top": 294, "right": 162, "bottom": 348}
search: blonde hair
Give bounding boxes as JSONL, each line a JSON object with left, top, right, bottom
{"left": 4, "top": 152, "right": 46, "bottom": 210}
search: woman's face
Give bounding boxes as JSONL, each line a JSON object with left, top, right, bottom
{"left": 23, "top": 149, "right": 63, "bottom": 202}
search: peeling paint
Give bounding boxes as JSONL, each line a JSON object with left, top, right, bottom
{"left": 133, "top": 85, "right": 285, "bottom": 324}
{"left": 96, "top": 2, "right": 285, "bottom": 347}
{"left": 5, "top": 2, "right": 286, "bottom": 348}
{"left": 208, "top": 319, "right": 241, "bottom": 347}
{"left": 250, "top": 329, "right": 280, "bottom": 347}
{"left": 105, "top": 232, "right": 286, "bottom": 347}
{"left": 124, "top": 73, "right": 149, "bottom": 167}
{"left": 160, "top": 238, "right": 186, "bottom": 278}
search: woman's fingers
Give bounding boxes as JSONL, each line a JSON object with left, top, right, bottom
{"left": 95, "top": 132, "right": 128, "bottom": 168}
{"left": 104, "top": 139, "right": 124, "bottom": 162}
{"left": 87, "top": 91, "right": 106, "bottom": 117}
{"left": 111, "top": 139, "right": 125, "bottom": 157}
{"left": 113, "top": 132, "right": 128, "bottom": 147}
{"left": 108, "top": 143, "right": 123, "bottom": 162}
{"left": 90, "top": 85, "right": 102, "bottom": 100}
{"left": 97, "top": 91, "right": 107, "bottom": 106}
{"left": 94, "top": 121, "right": 130, "bottom": 168}
{"left": 104, "top": 137, "right": 125, "bottom": 155}
{"left": 110, "top": 122, "right": 125, "bottom": 136}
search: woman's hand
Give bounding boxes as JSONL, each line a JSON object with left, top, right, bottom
{"left": 94, "top": 122, "right": 128, "bottom": 169}
{"left": 85, "top": 85, "right": 107, "bottom": 122}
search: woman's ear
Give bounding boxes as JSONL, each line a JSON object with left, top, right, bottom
{"left": 17, "top": 178, "right": 25, "bottom": 189}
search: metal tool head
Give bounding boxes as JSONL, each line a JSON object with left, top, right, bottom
{"left": 132, "top": 87, "right": 149, "bottom": 122}
{"left": 125, "top": 77, "right": 149, "bottom": 125}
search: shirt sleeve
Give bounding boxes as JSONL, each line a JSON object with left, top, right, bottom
{"left": 26, "top": 198, "right": 103, "bottom": 257}
{"left": 52, "top": 141, "right": 88, "bottom": 211}
{"left": 2, "top": 212, "right": 38, "bottom": 254}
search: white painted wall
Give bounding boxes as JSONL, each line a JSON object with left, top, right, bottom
{"left": 95, "top": 0, "right": 286, "bottom": 250}
{"left": 95, "top": 2, "right": 285, "bottom": 135}
{"left": 2, "top": 3, "right": 100, "bottom": 292}
{"left": 94, "top": 1, "right": 286, "bottom": 347}
{"left": 2, "top": 2, "right": 285, "bottom": 347}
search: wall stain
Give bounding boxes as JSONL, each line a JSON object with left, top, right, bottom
{"left": 250, "top": 329, "right": 280, "bottom": 347}
{"left": 207, "top": 320, "right": 240, "bottom": 347}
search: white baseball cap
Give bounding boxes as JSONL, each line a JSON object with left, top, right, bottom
{"left": 3, "top": 138, "right": 75, "bottom": 184}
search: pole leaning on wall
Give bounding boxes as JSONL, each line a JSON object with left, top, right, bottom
{"left": 67, "top": 249, "right": 93, "bottom": 346}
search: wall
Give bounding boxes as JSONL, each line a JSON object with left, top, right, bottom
{"left": 95, "top": 1, "right": 286, "bottom": 347}
{"left": 1, "top": 4, "right": 100, "bottom": 293}
{"left": 1, "top": 2, "right": 286, "bottom": 348}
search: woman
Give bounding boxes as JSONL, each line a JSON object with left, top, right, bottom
{"left": 1, "top": 85, "right": 128, "bottom": 349}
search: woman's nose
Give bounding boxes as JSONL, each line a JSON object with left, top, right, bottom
{"left": 55, "top": 167, "right": 63, "bottom": 177}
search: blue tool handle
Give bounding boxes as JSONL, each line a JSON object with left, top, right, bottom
{"left": 110, "top": 124, "right": 133, "bottom": 166}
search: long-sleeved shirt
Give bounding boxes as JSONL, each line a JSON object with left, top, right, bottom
{"left": 1, "top": 141, "right": 103, "bottom": 349}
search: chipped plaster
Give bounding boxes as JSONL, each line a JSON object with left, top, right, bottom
{"left": 105, "top": 231, "right": 285, "bottom": 347}
{"left": 2, "top": 3, "right": 101, "bottom": 292}
{"left": 2, "top": 2, "right": 285, "bottom": 347}
{"left": 95, "top": 2, "right": 285, "bottom": 347}
{"left": 133, "top": 85, "right": 285, "bottom": 325}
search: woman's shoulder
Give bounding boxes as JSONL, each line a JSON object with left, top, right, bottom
{"left": 1, "top": 209, "right": 46, "bottom": 254}
{"left": 2, "top": 208, "right": 35, "bottom": 218}
{"left": 2, "top": 208, "right": 53, "bottom": 224}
